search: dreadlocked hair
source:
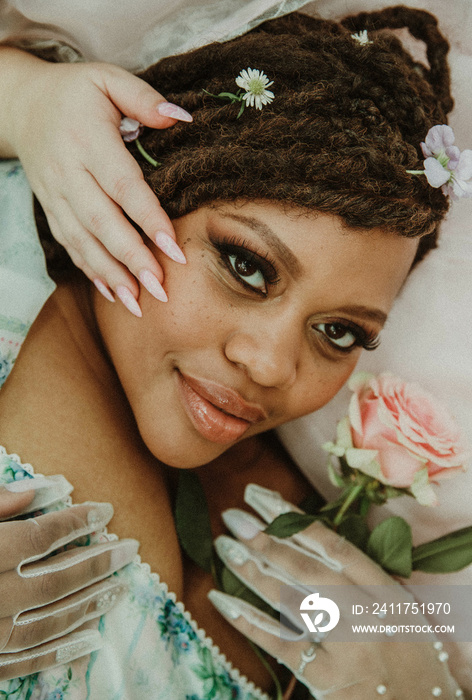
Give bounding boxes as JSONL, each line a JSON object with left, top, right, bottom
{"left": 37, "top": 6, "right": 453, "bottom": 273}
{"left": 125, "top": 6, "right": 452, "bottom": 268}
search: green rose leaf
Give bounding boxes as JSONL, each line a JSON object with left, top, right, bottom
{"left": 412, "top": 526, "right": 472, "bottom": 573}
{"left": 175, "top": 470, "right": 213, "bottom": 573}
{"left": 264, "top": 512, "right": 317, "bottom": 538}
{"left": 337, "top": 515, "right": 370, "bottom": 551}
{"left": 367, "top": 516, "right": 413, "bottom": 577}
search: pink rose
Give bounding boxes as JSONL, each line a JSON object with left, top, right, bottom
{"left": 348, "top": 372, "right": 468, "bottom": 504}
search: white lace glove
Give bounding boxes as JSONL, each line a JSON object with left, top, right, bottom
{"left": 208, "top": 484, "right": 463, "bottom": 700}
{"left": 0, "top": 478, "right": 138, "bottom": 681}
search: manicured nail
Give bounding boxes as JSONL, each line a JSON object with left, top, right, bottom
{"left": 116, "top": 286, "right": 142, "bottom": 317}
{"left": 222, "top": 509, "right": 265, "bottom": 540}
{"left": 93, "top": 278, "right": 115, "bottom": 303}
{"left": 156, "top": 102, "right": 193, "bottom": 122}
{"left": 109, "top": 539, "right": 140, "bottom": 569}
{"left": 86, "top": 502, "right": 114, "bottom": 529}
{"left": 6, "top": 475, "right": 73, "bottom": 513}
{"left": 244, "top": 484, "right": 292, "bottom": 523}
{"left": 139, "top": 269, "right": 168, "bottom": 302}
{"left": 4, "top": 478, "right": 41, "bottom": 493}
{"left": 215, "top": 535, "right": 250, "bottom": 566}
{"left": 207, "top": 590, "right": 241, "bottom": 620}
{"left": 154, "top": 231, "right": 186, "bottom": 264}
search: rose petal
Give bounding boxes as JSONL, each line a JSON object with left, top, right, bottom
{"left": 409, "top": 467, "right": 439, "bottom": 506}
{"left": 348, "top": 371, "right": 374, "bottom": 393}
{"left": 377, "top": 443, "right": 425, "bottom": 487}
{"left": 336, "top": 415, "right": 353, "bottom": 449}
{"left": 345, "top": 449, "right": 382, "bottom": 479}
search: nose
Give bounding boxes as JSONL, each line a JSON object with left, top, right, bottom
{"left": 224, "top": 321, "right": 299, "bottom": 389}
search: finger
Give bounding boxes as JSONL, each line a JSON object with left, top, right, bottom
{"left": 243, "top": 486, "right": 345, "bottom": 571}
{"left": 96, "top": 64, "right": 192, "bottom": 128}
{"left": 208, "top": 589, "right": 317, "bottom": 670}
{"left": 0, "top": 629, "right": 102, "bottom": 682}
{"left": 207, "top": 591, "right": 371, "bottom": 700}
{"left": 244, "top": 485, "right": 390, "bottom": 585}
{"left": 1, "top": 539, "right": 139, "bottom": 616}
{"left": 215, "top": 535, "right": 310, "bottom": 611}
{"left": 0, "top": 502, "right": 114, "bottom": 573}
{"left": 81, "top": 127, "right": 185, "bottom": 257}
{"left": 0, "top": 486, "right": 35, "bottom": 520}
{"left": 5, "top": 579, "right": 126, "bottom": 653}
{"left": 0, "top": 476, "right": 73, "bottom": 522}
{"left": 48, "top": 173, "right": 173, "bottom": 302}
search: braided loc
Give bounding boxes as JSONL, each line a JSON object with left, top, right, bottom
{"left": 131, "top": 8, "right": 452, "bottom": 267}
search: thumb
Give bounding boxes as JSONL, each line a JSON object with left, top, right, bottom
{"left": 100, "top": 64, "right": 193, "bottom": 129}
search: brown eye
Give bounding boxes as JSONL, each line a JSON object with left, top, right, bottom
{"left": 314, "top": 323, "right": 357, "bottom": 349}
{"left": 228, "top": 253, "right": 266, "bottom": 292}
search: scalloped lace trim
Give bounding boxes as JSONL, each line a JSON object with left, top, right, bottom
{"left": 0, "top": 445, "right": 270, "bottom": 700}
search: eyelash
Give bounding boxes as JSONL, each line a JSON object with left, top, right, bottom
{"left": 314, "top": 321, "right": 380, "bottom": 354}
{"left": 209, "top": 233, "right": 380, "bottom": 354}
{"left": 210, "top": 235, "right": 280, "bottom": 297}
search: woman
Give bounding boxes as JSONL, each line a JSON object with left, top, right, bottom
{"left": 0, "top": 10, "right": 464, "bottom": 698}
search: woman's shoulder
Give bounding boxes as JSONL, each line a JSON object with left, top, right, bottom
{"left": 0, "top": 449, "right": 269, "bottom": 700}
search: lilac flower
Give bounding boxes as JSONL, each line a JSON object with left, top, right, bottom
{"left": 420, "top": 125, "right": 472, "bottom": 199}
{"left": 119, "top": 117, "right": 143, "bottom": 142}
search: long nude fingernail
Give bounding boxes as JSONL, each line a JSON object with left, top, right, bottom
{"left": 4, "top": 475, "right": 73, "bottom": 513}
{"left": 93, "top": 278, "right": 115, "bottom": 303}
{"left": 215, "top": 536, "right": 250, "bottom": 566}
{"left": 222, "top": 509, "right": 265, "bottom": 540}
{"left": 116, "top": 286, "right": 142, "bottom": 317}
{"left": 156, "top": 102, "right": 193, "bottom": 122}
{"left": 139, "top": 270, "right": 168, "bottom": 302}
{"left": 109, "top": 539, "right": 140, "bottom": 569}
{"left": 207, "top": 590, "right": 241, "bottom": 620}
{"left": 244, "top": 484, "right": 292, "bottom": 523}
{"left": 154, "top": 231, "right": 186, "bottom": 264}
{"left": 87, "top": 502, "right": 114, "bottom": 529}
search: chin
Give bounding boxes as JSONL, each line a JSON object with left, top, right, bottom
{"left": 141, "top": 428, "right": 229, "bottom": 470}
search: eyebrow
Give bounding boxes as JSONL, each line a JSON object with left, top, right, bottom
{"left": 216, "top": 211, "right": 388, "bottom": 327}
{"left": 334, "top": 305, "right": 388, "bottom": 327}
{"left": 217, "top": 211, "right": 302, "bottom": 276}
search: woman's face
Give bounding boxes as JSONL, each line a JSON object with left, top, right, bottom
{"left": 95, "top": 201, "right": 418, "bottom": 468}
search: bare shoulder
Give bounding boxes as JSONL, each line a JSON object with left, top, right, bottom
{"left": 0, "top": 283, "right": 183, "bottom": 595}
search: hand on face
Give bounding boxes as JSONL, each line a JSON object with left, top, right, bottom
{"left": 5, "top": 50, "right": 189, "bottom": 314}
{"left": 94, "top": 201, "right": 417, "bottom": 469}
{"left": 208, "top": 484, "right": 461, "bottom": 700}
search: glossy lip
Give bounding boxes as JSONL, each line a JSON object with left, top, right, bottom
{"left": 176, "top": 371, "right": 267, "bottom": 444}
{"left": 180, "top": 372, "right": 267, "bottom": 422}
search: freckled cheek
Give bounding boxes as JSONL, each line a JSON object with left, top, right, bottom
{"left": 279, "top": 356, "right": 358, "bottom": 423}
{"left": 156, "top": 259, "right": 228, "bottom": 347}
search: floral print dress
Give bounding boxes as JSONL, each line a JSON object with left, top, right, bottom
{"left": 0, "top": 161, "right": 269, "bottom": 700}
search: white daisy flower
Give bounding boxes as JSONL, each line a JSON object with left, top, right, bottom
{"left": 235, "top": 68, "right": 274, "bottom": 110}
{"left": 351, "top": 30, "right": 372, "bottom": 46}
